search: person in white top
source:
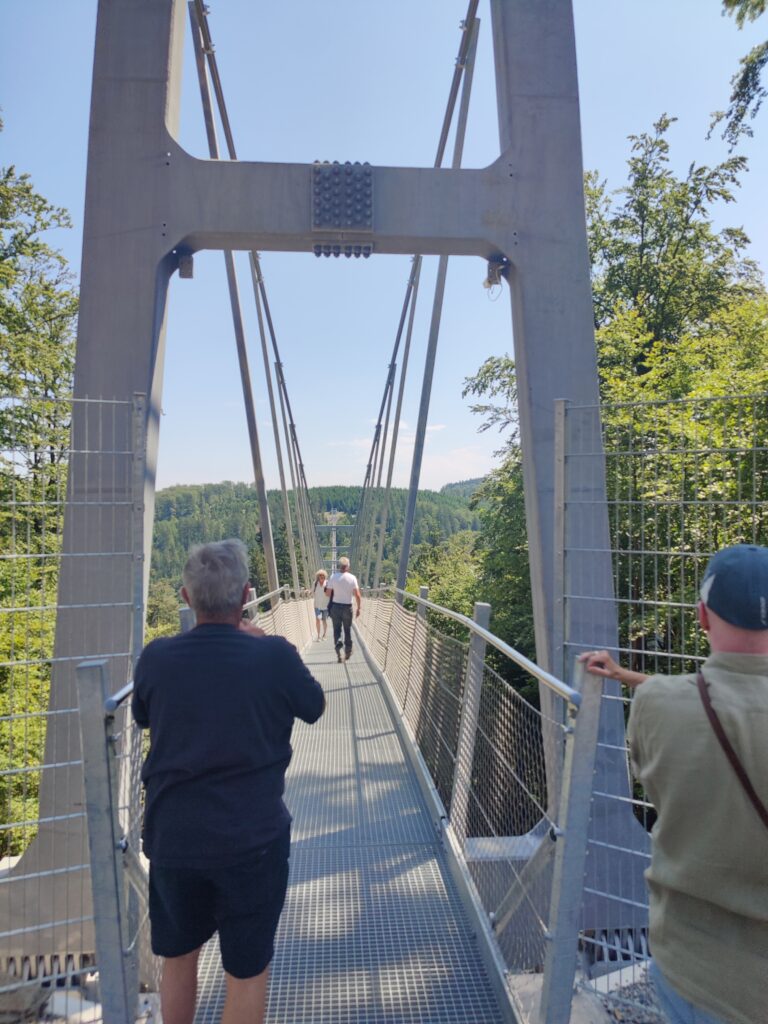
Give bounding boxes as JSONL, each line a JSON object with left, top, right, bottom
{"left": 312, "top": 569, "right": 330, "bottom": 640}
{"left": 324, "top": 556, "right": 362, "bottom": 663}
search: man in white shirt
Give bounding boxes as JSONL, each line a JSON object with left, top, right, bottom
{"left": 325, "top": 556, "right": 362, "bottom": 663}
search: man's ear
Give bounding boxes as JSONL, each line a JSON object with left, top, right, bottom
{"left": 698, "top": 601, "right": 710, "bottom": 632}
{"left": 180, "top": 586, "right": 191, "bottom": 608}
{"left": 241, "top": 583, "right": 251, "bottom": 607}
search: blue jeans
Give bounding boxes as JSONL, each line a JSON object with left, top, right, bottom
{"left": 649, "top": 961, "right": 725, "bottom": 1024}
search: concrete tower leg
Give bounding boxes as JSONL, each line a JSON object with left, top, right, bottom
{"left": 1, "top": 0, "right": 186, "bottom": 966}
{"left": 490, "top": 0, "right": 649, "bottom": 929}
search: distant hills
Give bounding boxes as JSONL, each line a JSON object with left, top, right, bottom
{"left": 151, "top": 479, "right": 485, "bottom": 587}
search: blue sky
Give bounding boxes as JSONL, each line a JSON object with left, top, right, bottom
{"left": 1, "top": 1, "right": 766, "bottom": 492}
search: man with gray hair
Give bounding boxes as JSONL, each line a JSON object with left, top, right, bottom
{"left": 132, "top": 539, "right": 324, "bottom": 1024}
{"left": 325, "top": 555, "right": 361, "bottom": 663}
{"left": 581, "top": 544, "right": 768, "bottom": 1024}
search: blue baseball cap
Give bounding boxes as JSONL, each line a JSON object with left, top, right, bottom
{"left": 700, "top": 544, "right": 768, "bottom": 630}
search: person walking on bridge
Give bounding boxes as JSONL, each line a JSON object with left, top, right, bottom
{"left": 580, "top": 543, "right": 768, "bottom": 1024}
{"left": 312, "top": 568, "right": 330, "bottom": 640}
{"left": 325, "top": 555, "right": 361, "bottom": 662}
{"left": 132, "top": 539, "right": 325, "bottom": 1024}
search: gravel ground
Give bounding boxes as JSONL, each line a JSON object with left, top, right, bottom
{"left": 599, "top": 979, "right": 666, "bottom": 1023}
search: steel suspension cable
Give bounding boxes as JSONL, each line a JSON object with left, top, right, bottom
{"left": 188, "top": 4, "right": 280, "bottom": 597}
{"left": 248, "top": 256, "right": 301, "bottom": 596}
{"left": 373, "top": 257, "right": 422, "bottom": 586}
{"left": 274, "top": 365, "right": 311, "bottom": 587}
{"left": 355, "top": 3, "right": 480, "bottom": 589}
{"left": 194, "top": 0, "right": 320, "bottom": 591}
{"left": 396, "top": 13, "right": 479, "bottom": 594}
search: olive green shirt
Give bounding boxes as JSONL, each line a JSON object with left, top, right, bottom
{"left": 627, "top": 652, "right": 768, "bottom": 1024}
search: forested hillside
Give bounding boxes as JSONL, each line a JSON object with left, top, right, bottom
{"left": 147, "top": 481, "right": 481, "bottom": 635}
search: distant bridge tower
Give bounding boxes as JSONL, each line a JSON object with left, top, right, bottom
{"left": 2, "top": 0, "right": 643, "bottom": 968}
{"left": 329, "top": 509, "right": 340, "bottom": 572}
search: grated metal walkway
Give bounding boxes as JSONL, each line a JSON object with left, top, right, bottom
{"left": 193, "top": 637, "right": 505, "bottom": 1023}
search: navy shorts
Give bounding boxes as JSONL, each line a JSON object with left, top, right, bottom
{"left": 148, "top": 828, "right": 290, "bottom": 978}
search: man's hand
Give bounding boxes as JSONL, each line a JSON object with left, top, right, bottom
{"left": 355, "top": 606, "right": 361, "bottom": 619}
{"left": 239, "top": 618, "right": 266, "bottom": 638}
{"left": 578, "top": 650, "right": 647, "bottom": 689}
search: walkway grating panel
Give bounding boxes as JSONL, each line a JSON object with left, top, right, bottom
{"left": 194, "top": 642, "right": 505, "bottom": 1023}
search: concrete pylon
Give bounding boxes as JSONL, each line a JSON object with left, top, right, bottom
{"left": 3, "top": 0, "right": 645, "bottom": 967}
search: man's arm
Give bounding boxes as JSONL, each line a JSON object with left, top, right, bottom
{"left": 279, "top": 641, "right": 325, "bottom": 722}
{"left": 578, "top": 650, "right": 647, "bottom": 689}
{"left": 131, "top": 649, "right": 150, "bottom": 728}
{"left": 354, "top": 585, "right": 362, "bottom": 619}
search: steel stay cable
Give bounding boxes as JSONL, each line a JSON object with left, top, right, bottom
{"left": 361, "top": 3, "right": 479, "bottom": 588}
{"left": 278, "top": 381, "right": 310, "bottom": 587}
{"left": 249, "top": 255, "right": 301, "bottom": 596}
{"left": 198, "top": 0, "right": 479, "bottom": 588}
{"left": 396, "top": 14, "right": 479, "bottom": 593}
{"left": 188, "top": 3, "right": 280, "bottom": 598}
{"left": 195, "top": 0, "right": 318, "bottom": 588}
{"left": 374, "top": 257, "right": 422, "bottom": 587}
{"left": 257, "top": 279, "right": 320, "bottom": 581}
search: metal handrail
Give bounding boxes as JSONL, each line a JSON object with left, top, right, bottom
{"left": 378, "top": 586, "right": 582, "bottom": 707}
{"left": 104, "top": 584, "right": 296, "bottom": 712}
{"left": 243, "top": 583, "right": 291, "bottom": 612}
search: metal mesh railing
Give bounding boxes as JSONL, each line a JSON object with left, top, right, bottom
{"left": 244, "top": 589, "right": 315, "bottom": 651}
{"left": 0, "top": 392, "right": 144, "bottom": 1021}
{"left": 357, "top": 587, "right": 602, "bottom": 1024}
{"left": 561, "top": 391, "right": 768, "bottom": 1018}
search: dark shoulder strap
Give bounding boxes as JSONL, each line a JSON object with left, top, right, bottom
{"left": 697, "top": 671, "right": 768, "bottom": 832}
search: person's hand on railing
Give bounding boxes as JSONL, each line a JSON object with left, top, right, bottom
{"left": 578, "top": 650, "right": 647, "bottom": 689}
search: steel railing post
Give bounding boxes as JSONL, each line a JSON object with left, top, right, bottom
{"left": 539, "top": 660, "right": 603, "bottom": 1024}
{"left": 403, "top": 586, "right": 429, "bottom": 714}
{"left": 76, "top": 659, "right": 135, "bottom": 1024}
{"left": 450, "top": 601, "right": 491, "bottom": 846}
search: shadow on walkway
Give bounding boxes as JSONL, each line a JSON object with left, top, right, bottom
{"left": 194, "top": 641, "right": 504, "bottom": 1024}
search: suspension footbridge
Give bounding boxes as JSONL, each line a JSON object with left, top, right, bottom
{"left": 5, "top": 2, "right": 767, "bottom": 1023}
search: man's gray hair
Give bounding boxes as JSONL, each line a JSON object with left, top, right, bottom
{"left": 338, "top": 556, "right": 350, "bottom": 569}
{"left": 182, "top": 539, "right": 249, "bottom": 616}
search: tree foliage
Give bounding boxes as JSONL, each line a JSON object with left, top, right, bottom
{"left": 460, "top": 117, "right": 767, "bottom": 694}
{"left": 713, "top": 0, "right": 767, "bottom": 147}
{"left": 586, "top": 116, "right": 760, "bottom": 351}
{"left": 146, "top": 481, "right": 482, "bottom": 639}
{"left": 0, "top": 153, "right": 78, "bottom": 855}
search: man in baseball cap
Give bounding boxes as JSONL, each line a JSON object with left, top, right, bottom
{"left": 580, "top": 544, "right": 768, "bottom": 1024}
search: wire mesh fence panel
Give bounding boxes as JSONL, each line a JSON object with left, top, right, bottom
{"left": 384, "top": 601, "right": 417, "bottom": 710}
{"left": 0, "top": 392, "right": 143, "bottom": 1020}
{"left": 363, "top": 586, "right": 395, "bottom": 674}
{"left": 111, "top": 695, "right": 158, "bottom": 1000}
{"left": 562, "top": 392, "right": 768, "bottom": 1018}
{"left": 358, "top": 589, "right": 589, "bottom": 1024}
{"left": 256, "top": 596, "right": 313, "bottom": 650}
{"left": 403, "top": 620, "right": 467, "bottom": 814}
{"left": 463, "top": 658, "right": 564, "bottom": 966}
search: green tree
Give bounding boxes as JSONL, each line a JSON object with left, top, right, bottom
{"left": 145, "top": 579, "right": 181, "bottom": 641}
{"left": 713, "top": 0, "right": 767, "bottom": 148}
{"left": 585, "top": 115, "right": 760, "bottom": 353}
{"left": 0, "top": 148, "right": 78, "bottom": 855}
{"left": 464, "top": 117, "right": 767, "bottom": 690}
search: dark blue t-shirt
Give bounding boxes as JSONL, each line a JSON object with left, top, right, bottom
{"left": 132, "top": 623, "right": 324, "bottom": 868}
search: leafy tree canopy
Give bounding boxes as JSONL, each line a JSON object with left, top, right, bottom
{"left": 712, "top": 0, "right": 767, "bottom": 147}
{"left": 586, "top": 115, "right": 761, "bottom": 356}
{"left": 460, "top": 116, "right": 767, "bottom": 686}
